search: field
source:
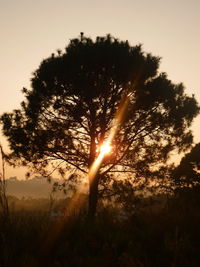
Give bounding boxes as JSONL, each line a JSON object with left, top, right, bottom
{"left": 1, "top": 192, "right": 200, "bottom": 267}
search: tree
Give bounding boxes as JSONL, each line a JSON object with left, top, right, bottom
{"left": 1, "top": 34, "right": 199, "bottom": 218}
{"left": 171, "top": 143, "right": 200, "bottom": 210}
{"left": 173, "top": 143, "right": 200, "bottom": 188}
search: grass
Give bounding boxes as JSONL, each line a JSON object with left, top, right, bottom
{"left": 1, "top": 194, "right": 200, "bottom": 266}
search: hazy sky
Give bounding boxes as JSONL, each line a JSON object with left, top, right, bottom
{"left": 0, "top": 0, "right": 200, "bottom": 178}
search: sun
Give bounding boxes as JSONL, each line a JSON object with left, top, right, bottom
{"left": 99, "top": 142, "right": 112, "bottom": 155}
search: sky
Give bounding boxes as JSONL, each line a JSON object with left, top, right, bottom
{"left": 0, "top": 0, "right": 200, "bottom": 178}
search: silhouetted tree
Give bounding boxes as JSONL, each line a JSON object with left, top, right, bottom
{"left": 171, "top": 143, "right": 200, "bottom": 211}
{"left": 173, "top": 143, "right": 200, "bottom": 188}
{"left": 1, "top": 34, "right": 199, "bottom": 218}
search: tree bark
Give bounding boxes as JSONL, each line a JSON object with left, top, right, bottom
{"left": 87, "top": 99, "right": 100, "bottom": 221}
{"left": 88, "top": 123, "right": 99, "bottom": 220}
{"left": 88, "top": 173, "right": 99, "bottom": 220}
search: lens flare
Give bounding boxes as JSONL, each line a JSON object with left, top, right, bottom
{"left": 99, "top": 142, "right": 112, "bottom": 155}
{"left": 88, "top": 92, "right": 131, "bottom": 181}
{"left": 41, "top": 91, "right": 132, "bottom": 257}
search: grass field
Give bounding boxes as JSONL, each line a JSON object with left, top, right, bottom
{"left": 1, "top": 193, "right": 200, "bottom": 267}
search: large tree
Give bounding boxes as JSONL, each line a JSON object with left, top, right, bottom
{"left": 1, "top": 34, "right": 199, "bottom": 218}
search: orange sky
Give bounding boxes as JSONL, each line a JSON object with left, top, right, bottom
{"left": 0, "top": 0, "right": 200, "bottom": 178}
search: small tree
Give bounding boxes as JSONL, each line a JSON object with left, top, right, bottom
{"left": 173, "top": 143, "right": 200, "bottom": 188}
{"left": 171, "top": 143, "right": 200, "bottom": 210}
{"left": 1, "top": 34, "right": 199, "bottom": 218}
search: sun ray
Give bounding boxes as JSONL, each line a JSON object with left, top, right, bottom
{"left": 88, "top": 91, "right": 131, "bottom": 182}
{"left": 41, "top": 91, "right": 132, "bottom": 257}
{"left": 99, "top": 142, "right": 112, "bottom": 155}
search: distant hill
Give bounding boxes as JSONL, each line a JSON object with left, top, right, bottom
{"left": 6, "top": 176, "right": 64, "bottom": 198}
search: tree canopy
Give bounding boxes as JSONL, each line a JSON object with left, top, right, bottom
{"left": 1, "top": 34, "right": 199, "bottom": 216}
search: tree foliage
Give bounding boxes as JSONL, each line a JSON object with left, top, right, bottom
{"left": 1, "top": 34, "right": 199, "bottom": 214}
{"left": 173, "top": 143, "right": 200, "bottom": 188}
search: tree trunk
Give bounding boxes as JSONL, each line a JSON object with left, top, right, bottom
{"left": 88, "top": 174, "right": 99, "bottom": 220}
{"left": 88, "top": 100, "right": 99, "bottom": 221}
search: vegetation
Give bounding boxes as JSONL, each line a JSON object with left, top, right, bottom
{"left": 173, "top": 143, "right": 200, "bottom": 188}
{"left": 1, "top": 33, "right": 200, "bottom": 265}
{"left": 0, "top": 144, "right": 9, "bottom": 219}
{"left": 1, "top": 34, "right": 199, "bottom": 218}
{"left": 0, "top": 194, "right": 200, "bottom": 266}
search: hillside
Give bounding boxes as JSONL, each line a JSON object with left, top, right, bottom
{"left": 6, "top": 176, "right": 64, "bottom": 198}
